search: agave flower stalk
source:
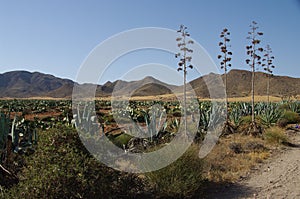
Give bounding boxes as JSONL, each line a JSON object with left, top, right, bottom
{"left": 218, "top": 28, "right": 233, "bottom": 126}
{"left": 245, "top": 21, "right": 264, "bottom": 127}
{"left": 175, "top": 25, "right": 194, "bottom": 136}
{"left": 262, "top": 44, "right": 275, "bottom": 105}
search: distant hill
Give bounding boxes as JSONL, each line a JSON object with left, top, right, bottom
{"left": 0, "top": 69, "right": 300, "bottom": 99}
{"left": 0, "top": 71, "right": 74, "bottom": 98}
{"left": 188, "top": 69, "right": 300, "bottom": 98}
{"left": 131, "top": 83, "right": 172, "bottom": 97}
{"left": 102, "top": 76, "right": 176, "bottom": 97}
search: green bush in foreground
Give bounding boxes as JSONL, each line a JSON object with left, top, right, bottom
{"left": 2, "top": 126, "right": 145, "bottom": 199}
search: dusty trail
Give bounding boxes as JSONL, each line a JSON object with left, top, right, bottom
{"left": 203, "top": 131, "right": 300, "bottom": 199}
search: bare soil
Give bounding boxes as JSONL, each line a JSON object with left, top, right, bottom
{"left": 201, "top": 130, "right": 300, "bottom": 199}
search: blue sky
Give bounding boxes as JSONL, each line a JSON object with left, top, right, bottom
{"left": 0, "top": 0, "right": 300, "bottom": 85}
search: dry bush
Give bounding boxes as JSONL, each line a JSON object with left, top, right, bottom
{"left": 203, "top": 134, "right": 269, "bottom": 182}
{"left": 277, "top": 118, "right": 288, "bottom": 128}
{"left": 263, "top": 126, "right": 288, "bottom": 145}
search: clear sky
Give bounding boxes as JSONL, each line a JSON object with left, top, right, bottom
{"left": 0, "top": 0, "right": 300, "bottom": 85}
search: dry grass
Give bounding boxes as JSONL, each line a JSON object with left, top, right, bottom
{"left": 203, "top": 134, "right": 271, "bottom": 182}
{"left": 197, "top": 95, "right": 282, "bottom": 102}
{"left": 0, "top": 97, "right": 69, "bottom": 100}
{"left": 263, "top": 126, "right": 288, "bottom": 145}
{"left": 2, "top": 94, "right": 287, "bottom": 102}
{"left": 97, "top": 95, "right": 284, "bottom": 102}
{"left": 227, "top": 95, "right": 283, "bottom": 102}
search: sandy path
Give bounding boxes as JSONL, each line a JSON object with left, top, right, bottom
{"left": 203, "top": 131, "right": 300, "bottom": 199}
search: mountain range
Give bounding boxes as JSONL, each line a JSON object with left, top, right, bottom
{"left": 0, "top": 69, "right": 299, "bottom": 99}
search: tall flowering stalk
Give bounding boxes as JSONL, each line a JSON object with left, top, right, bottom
{"left": 262, "top": 44, "right": 275, "bottom": 105}
{"left": 218, "top": 28, "right": 232, "bottom": 125}
{"left": 245, "top": 21, "right": 264, "bottom": 135}
{"left": 175, "top": 25, "right": 194, "bottom": 136}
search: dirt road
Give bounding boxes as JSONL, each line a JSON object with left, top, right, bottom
{"left": 203, "top": 130, "right": 300, "bottom": 199}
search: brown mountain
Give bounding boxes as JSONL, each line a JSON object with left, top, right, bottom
{"left": 189, "top": 69, "right": 300, "bottom": 98}
{"left": 0, "top": 71, "right": 74, "bottom": 98}
{"left": 0, "top": 69, "right": 300, "bottom": 99}
{"left": 100, "top": 76, "right": 176, "bottom": 97}
{"left": 0, "top": 71, "right": 176, "bottom": 98}
{"left": 131, "top": 83, "right": 172, "bottom": 97}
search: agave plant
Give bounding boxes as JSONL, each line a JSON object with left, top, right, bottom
{"left": 168, "top": 118, "right": 179, "bottom": 132}
{"left": 288, "top": 101, "right": 300, "bottom": 114}
{"left": 141, "top": 105, "right": 166, "bottom": 142}
{"left": 198, "top": 101, "right": 212, "bottom": 132}
{"left": 228, "top": 105, "right": 243, "bottom": 128}
{"left": 259, "top": 103, "right": 282, "bottom": 127}
{"left": 239, "top": 102, "right": 252, "bottom": 116}
{"left": 72, "top": 102, "right": 101, "bottom": 135}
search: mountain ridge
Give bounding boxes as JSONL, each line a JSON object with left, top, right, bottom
{"left": 0, "top": 69, "right": 299, "bottom": 99}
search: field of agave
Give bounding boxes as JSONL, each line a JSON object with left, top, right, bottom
{"left": 0, "top": 98, "right": 299, "bottom": 156}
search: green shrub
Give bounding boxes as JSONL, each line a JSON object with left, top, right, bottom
{"left": 145, "top": 145, "right": 203, "bottom": 198}
{"left": 263, "top": 127, "right": 288, "bottom": 145}
{"left": 3, "top": 126, "right": 146, "bottom": 198}
{"left": 281, "top": 111, "right": 300, "bottom": 124}
{"left": 241, "top": 115, "right": 252, "bottom": 125}
{"left": 112, "top": 133, "right": 133, "bottom": 148}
